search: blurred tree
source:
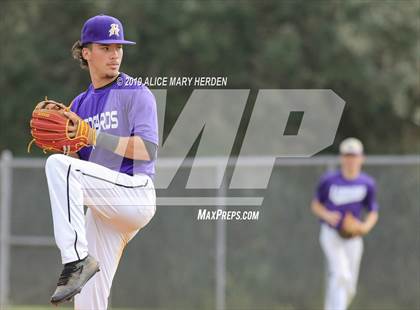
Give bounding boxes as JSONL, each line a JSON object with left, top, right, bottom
{"left": 0, "top": 0, "right": 418, "bottom": 155}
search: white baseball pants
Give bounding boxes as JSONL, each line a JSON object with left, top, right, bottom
{"left": 320, "top": 223, "right": 363, "bottom": 310}
{"left": 45, "top": 154, "right": 156, "bottom": 310}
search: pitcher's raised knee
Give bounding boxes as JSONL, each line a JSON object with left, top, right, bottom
{"left": 45, "top": 154, "right": 71, "bottom": 174}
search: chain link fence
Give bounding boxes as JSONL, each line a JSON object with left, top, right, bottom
{"left": 1, "top": 151, "right": 419, "bottom": 309}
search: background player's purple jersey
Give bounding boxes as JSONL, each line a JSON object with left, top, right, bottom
{"left": 70, "top": 72, "right": 158, "bottom": 177}
{"left": 315, "top": 170, "right": 378, "bottom": 229}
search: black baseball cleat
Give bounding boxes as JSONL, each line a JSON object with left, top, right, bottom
{"left": 50, "top": 254, "right": 100, "bottom": 305}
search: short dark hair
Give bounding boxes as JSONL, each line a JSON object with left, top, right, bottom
{"left": 71, "top": 40, "right": 91, "bottom": 70}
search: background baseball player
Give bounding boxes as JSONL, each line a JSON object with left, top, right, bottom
{"left": 44, "top": 15, "right": 158, "bottom": 309}
{"left": 311, "top": 138, "right": 379, "bottom": 310}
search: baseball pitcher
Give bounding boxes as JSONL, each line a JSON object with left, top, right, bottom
{"left": 311, "top": 138, "right": 379, "bottom": 310}
{"left": 30, "top": 15, "right": 158, "bottom": 309}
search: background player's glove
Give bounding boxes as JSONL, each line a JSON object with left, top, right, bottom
{"left": 339, "top": 212, "right": 363, "bottom": 239}
{"left": 28, "top": 98, "right": 96, "bottom": 155}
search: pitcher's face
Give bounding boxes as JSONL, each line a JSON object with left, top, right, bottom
{"left": 83, "top": 43, "right": 123, "bottom": 78}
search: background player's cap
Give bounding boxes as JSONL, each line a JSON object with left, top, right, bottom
{"left": 339, "top": 137, "right": 364, "bottom": 155}
{"left": 81, "top": 14, "right": 136, "bottom": 45}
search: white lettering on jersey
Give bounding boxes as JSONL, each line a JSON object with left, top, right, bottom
{"left": 84, "top": 111, "right": 118, "bottom": 131}
{"left": 329, "top": 185, "right": 367, "bottom": 206}
{"left": 111, "top": 111, "right": 118, "bottom": 128}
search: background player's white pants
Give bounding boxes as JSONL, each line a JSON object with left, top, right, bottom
{"left": 320, "top": 224, "right": 363, "bottom": 310}
{"left": 45, "top": 154, "right": 156, "bottom": 310}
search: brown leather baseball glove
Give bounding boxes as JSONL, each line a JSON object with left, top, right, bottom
{"left": 339, "top": 212, "right": 362, "bottom": 239}
{"left": 28, "top": 98, "right": 96, "bottom": 155}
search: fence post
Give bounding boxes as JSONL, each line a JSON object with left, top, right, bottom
{"left": 215, "top": 165, "right": 226, "bottom": 310}
{"left": 0, "top": 150, "right": 12, "bottom": 309}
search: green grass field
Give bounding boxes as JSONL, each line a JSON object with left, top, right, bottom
{"left": 9, "top": 306, "right": 138, "bottom": 310}
{"left": 9, "top": 307, "right": 72, "bottom": 310}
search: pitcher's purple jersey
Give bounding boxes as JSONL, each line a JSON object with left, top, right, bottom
{"left": 315, "top": 170, "right": 378, "bottom": 229}
{"left": 70, "top": 73, "right": 158, "bottom": 177}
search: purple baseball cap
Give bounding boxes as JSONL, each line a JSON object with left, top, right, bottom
{"left": 81, "top": 14, "right": 136, "bottom": 45}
